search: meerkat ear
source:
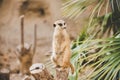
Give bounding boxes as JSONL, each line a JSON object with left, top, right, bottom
{"left": 53, "top": 24, "right": 56, "bottom": 27}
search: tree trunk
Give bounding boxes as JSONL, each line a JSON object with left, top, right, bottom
{"left": 23, "top": 63, "right": 69, "bottom": 80}
{"left": 55, "top": 68, "right": 69, "bottom": 80}
{"left": 29, "top": 63, "right": 54, "bottom": 80}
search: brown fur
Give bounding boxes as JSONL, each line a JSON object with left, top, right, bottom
{"left": 16, "top": 44, "right": 33, "bottom": 75}
{"left": 20, "top": 52, "right": 32, "bottom": 75}
{"left": 51, "top": 20, "right": 74, "bottom": 74}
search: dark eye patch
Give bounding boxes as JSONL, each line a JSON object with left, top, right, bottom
{"left": 58, "top": 23, "right": 63, "bottom": 26}
{"left": 53, "top": 24, "right": 56, "bottom": 27}
{"left": 64, "top": 23, "right": 65, "bottom": 25}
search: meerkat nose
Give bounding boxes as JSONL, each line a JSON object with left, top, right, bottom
{"left": 63, "top": 27, "right": 66, "bottom": 29}
{"left": 58, "top": 23, "right": 63, "bottom": 26}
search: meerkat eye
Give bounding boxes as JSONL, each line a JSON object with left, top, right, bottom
{"left": 64, "top": 23, "right": 65, "bottom": 25}
{"left": 58, "top": 23, "right": 63, "bottom": 26}
{"left": 53, "top": 24, "right": 56, "bottom": 27}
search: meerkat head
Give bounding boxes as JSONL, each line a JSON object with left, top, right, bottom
{"left": 53, "top": 20, "right": 66, "bottom": 30}
{"left": 16, "top": 43, "right": 32, "bottom": 55}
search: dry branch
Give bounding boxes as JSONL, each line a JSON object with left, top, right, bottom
{"left": 20, "top": 15, "right": 25, "bottom": 52}
{"left": 33, "top": 24, "right": 37, "bottom": 55}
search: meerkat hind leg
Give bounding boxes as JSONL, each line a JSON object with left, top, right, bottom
{"left": 61, "top": 62, "right": 74, "bottom": 74}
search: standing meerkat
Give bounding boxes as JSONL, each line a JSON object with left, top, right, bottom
{"left": 51, "top": 20, "right": 74, "bottom": 74}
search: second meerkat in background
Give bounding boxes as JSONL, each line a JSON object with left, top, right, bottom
{"left": 51, "top": 20, "right": 74, "bottom": 74}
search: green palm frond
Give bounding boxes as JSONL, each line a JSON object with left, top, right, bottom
{"left": 62, "top": 0, "right": 120, "bottom": 79}
{"left": 62, "top": 0, "right": 96, "bottom": 20}
{"left": 70, "top": 34, "right": 120, "bottom": 80}
{"left": 63, "top": 0, "right": 120, "bottom": 36}
{"left": 87, "top": 37, "right": 120, "bottom": 80}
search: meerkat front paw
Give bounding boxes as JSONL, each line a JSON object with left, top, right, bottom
{"left": 52, "top": 65, "right": 61, "bottom": 69}
{"left": 57, "top": 67, "right": 67, "bottom": 72}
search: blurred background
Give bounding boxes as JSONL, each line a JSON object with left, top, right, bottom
{"left": 0, "top": 0, "right": 83, "bottom": 80}
{"left": 0, "top": 0, "right": 120, "bottom": 80}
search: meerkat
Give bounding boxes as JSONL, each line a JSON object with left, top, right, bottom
{"left": 16, "top": 43, "right": 33, "bottom": 75}
{"left": 15, "top": 16, "right": 37, "bottom": 75}
{"left": 51, "top": 20, "right": 74, "bottom": 74}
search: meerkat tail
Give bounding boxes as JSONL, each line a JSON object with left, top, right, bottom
{"left": 70, "top": 63, "right": 74, "bottom": 74}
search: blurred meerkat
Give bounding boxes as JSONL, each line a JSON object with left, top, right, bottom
{"left": 15, "top": 15, "right": 37, "bottom": 75}
{"left": 16, "top": 43, "right": 32, "bottom": 75}
{"left": 51, "top": 20, "right": 74, "bottom": 74}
